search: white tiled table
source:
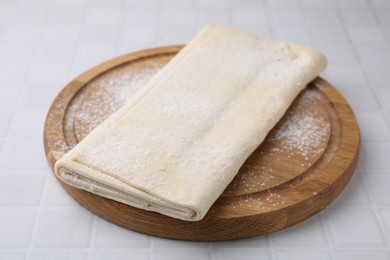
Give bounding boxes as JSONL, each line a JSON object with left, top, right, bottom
{"left": 0, "top": 0, "right": 389, "bottom": 259}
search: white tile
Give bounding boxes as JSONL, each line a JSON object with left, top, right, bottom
{"left": 95, "top": 251, "right": 149, "bottom": 260}
{"left": 335, "top": 0, "right": 369, "bottom": 8}
{"left": 0, "top": 87, "right": 20, "bottom": 108}
{"left": 161, "top": 0, "right": 193, "bottom": 7}
{"left": 324, "top": 64, "right": 369, "bottom": 88}
{"left": 347, "top": 26, "right": 387, "bottom": 43}
{"left": 4, "top": 25, "right": 42, "bottom": 43}
{"left": 85, "top": 7, "right": 121, "bottom": 25}
{"left": 301, "top": 0, "right": 334, "bottom": 7}
{"left": 29, "top": 62, "right": 72, "bottom": 84}
{"left": 55, "top": 0, "right": 87, "bottom": 4}
{"left": 0, "top": 43, "right": 36, "bottom": 62}
{"left": 95, "top": 218, "right": 150, "bottom": 248}
{"left": 336, "top": 87, "right": 380, "bottom": 111}
{"left": 315, "top": 44, "right": 358, "bottom": 65}
{"left": 195, "top": 8, "right": 230, "bottom": 27}
{"left": 0, "top": 0, "right": 13, "bottom": 5}
{"left": 0, "top": 110, "right": 13, "bottom": 137}
{"left": 157, "top": 26, "right": 195, "bottom": 45}
{"left": 212, "top": 236, "right": 269, "bottom": 249}
{"left": 382, "top": 24, "right": 390, "bottom": 42}
{"left": 12, "top": 109, "right": 47, "bottom": 137}
{"left": 159, "top": 8, "right": 195, "bottom": 26}
{"left": 364, "top": 64, "right": 390, "bottom": 85}
{"left": 325, "top": 208, "right": 386, "bottom": 246}
{"left": 355, "top": 111, "right": 390, "bottom": 141}
{"left": 1, "top": 137, "right": 49, "bottom": 171}
{"left": 18, "top": 0, "right": 52, "bottom": 4}
{"left": 229, "top": 0, "right": 264, "bottom": 7}
{"left": 73, "top": 60, "right": 102, "bottom": 76}
{"left": 118, "top": 40, "right": 156, "bottom": 55}
{"left": 78, "top": 43, "right": 116, "bottom": 65}
{"left": 375, "top": 8, "right": 390, "bottom": 24}
{"left": 84, "top": 25, "right": 119, "bottom": 44}
{"left": 125, "top": 8, "right": 157, "bottom": 25}
{"left": 0, "top": 7, "right": 12, "bottom": 25}
{"left": 232, "top": 8, "right": 268, "bottom": 26}
{"left": 329, "top": 172, "right": 371, "bottom": 207}
{"left": 380, "top": 209, "right": 390, "bottom": 238}
{"left": 366, "top": 174, "right": 390, "bottom": 205}
{"left": 195, "top": 0, "right": 228, "bottom": 7}
{"left": 35, "top": 41, "right": 78, "bottom": 61}
{"left": 309, "top": 26, "right": 349, "bottom": 44}
{"left": 47, "top": 6, "right": 85, "bottom": 25}
{"left": 337, "top": 251, "right": 390, "bottom": 260}
{"left": 8, "top": 6, "right": 48, "bottom": 25}
{"left": 213, "top": 250, "right": 273, "bottom": 260}
{"left": 43, "top": 174, "right": 79, "bottom": 207}
{"left": 0, "top": 62, "right": 29, "bottom": 83}
{"left": 44, "top": 25, "right": 81, "bottom": 42}
{"left": 271, "top": 8, "right": 304, "bottom": 25}
{"left": 276, "top": 250, "right": 331, "bottom": 260}
{"left": 124, "top": 0, "right": 158, "bottom": 7}
{"left": 153, "top": 250, "right": 210, "bottom": 260}
{"left": 370, "top": 0, "right": 390, "bottom": 7}
{"left": 30, "top": 251, "right": 88, "bottom": 260}
{"left": 361, "top": 141, "right": 390, "bottom": 169}
{"left": 86, "top": 0, "right": 122, "bottom": 7}
{"left": 123, "top": 25, "right": 156, "bottom": 43}
{"left": 339, "top": 9, "right": 378, "bottom": 25}
{"left": 0, "top": 208, "right": 36, "bottom": 248}
{"left": 214, "top": 250, "right": 270, "bottom": 260}
{"left": 153, "top": 236, "right": 209, "bottom": 248}
{"left": 21, "top": 87, "right": 61, "bottom": 109}
{"left": 35, "top": 208, "right": 93, "bottom": 248}
{"left": 0, "top": 173, "right": 46, "bottom": 207}
{"left": 273, "top": 26, "right": 311, "bottom": 45}
{"left": 354, "top": 44, "right": 390, "bottom": 64}
{"left": 375, "top": 88, "right": 390, "bottom": 111}
{"left": 270, "top": 215, "right": 327, "bottom": 247}
{"left": 303, "top": 8, "right": 341, "bottom": 26}
{"left": 265, "top": 0, "right": 299, "bottom": 8}
{"left": 0, "top": 252, "right": 26, "bottom": 260}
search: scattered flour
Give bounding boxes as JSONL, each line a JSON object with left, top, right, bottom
{"left": 224, "top": 89, "right": 331, "bottom": 204}
{"left": 74, "top": 67, "right": 161, "bottom": 134}
{"left": 54, "top": 66, "right": 329, "bottom": 211}
{"left": 271, "top": 90, "right": 330, "bottom": 157}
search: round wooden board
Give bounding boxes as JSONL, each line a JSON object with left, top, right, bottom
{"left": 44, "top": 46, "right": 360, "bottom": 241}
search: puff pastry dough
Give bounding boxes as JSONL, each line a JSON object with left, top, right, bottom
{"left": 55, "top": 25, "right": 327, "bottom": 221}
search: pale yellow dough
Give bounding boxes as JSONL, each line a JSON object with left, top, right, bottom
{"left": 54, "top": 25, "right": 327, "bottom": 221}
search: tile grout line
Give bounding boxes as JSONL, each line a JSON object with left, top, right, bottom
{"left": 298, "top": 1, "right": 337, "bottom": 258}
{"left": 1, "top": 1, "right": 390, "bottom": 258}
{"left": 85, "top": 1, "right": 125, "bottom": 257}
{"left": 52, "top": 3, "right": 99, "bottom": 258}
{"left": 368, "top": 0, "right": 390, "bottom": 46}
{"left": 25, "top": 171, "right": 50, "bottom": 260}
{"left": 0, "top": 0, "right": 24, "bottom": 167}
{"left": 360, "top": 170, "right": 390, "bottom": 248}
{"left": 15, "top": 2, "right": 57, "bottom": 259}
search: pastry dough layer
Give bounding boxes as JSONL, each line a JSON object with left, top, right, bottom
{"left": 55, "top": 25, "right": 327, "bottom": 221}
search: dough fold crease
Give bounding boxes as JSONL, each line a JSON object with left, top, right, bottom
{"left": 55, "top": 25, "right": 327, "bottom": 221}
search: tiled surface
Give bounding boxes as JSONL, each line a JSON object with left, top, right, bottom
{"left": 0, "top": 0, "right": 390, "bottom": 259}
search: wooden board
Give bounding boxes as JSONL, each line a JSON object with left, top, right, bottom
{"left": 44, "top": 46, "right": 360, "bottom": 241}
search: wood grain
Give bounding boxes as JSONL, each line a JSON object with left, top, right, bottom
{"left": 44, "top": 46, "right": 360, "bottom": 241}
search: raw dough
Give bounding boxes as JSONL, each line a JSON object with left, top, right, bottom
{"left": 55, "top": 25, "right": 327, "bottom": 221}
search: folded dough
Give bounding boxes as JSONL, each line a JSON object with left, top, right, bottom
{"left": 55, "top": 25, "right": 327, "bottom": 221}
